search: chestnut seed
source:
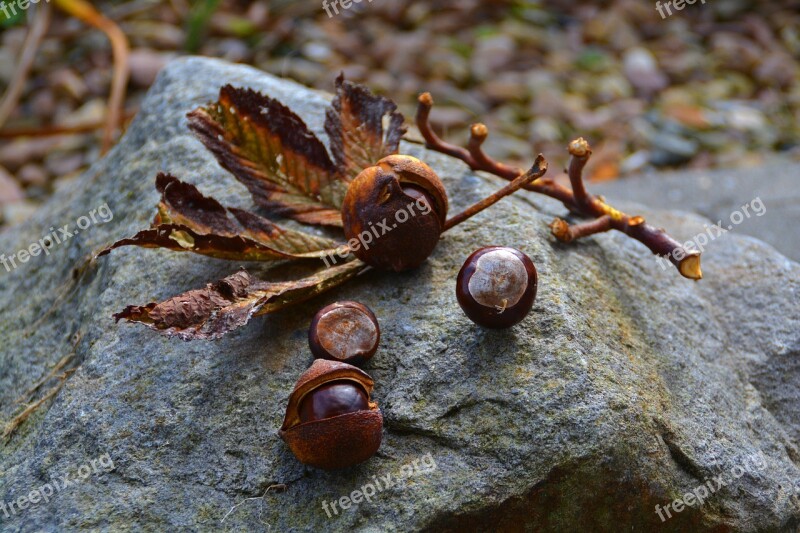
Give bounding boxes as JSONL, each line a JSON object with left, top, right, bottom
{"left": 401, "top": 184, "right": 435, "bottom": 209}
{"left": 298, "top": 380, "right": 369, "bottom": 423}
{"left": 456, "top": 246, "right": 538, "bottom": 329}
{"left": 341, "top": 155, "right": 448, "bottom": 271}
{"left": 308, "top": 301, "right": 380, "bottom": 366}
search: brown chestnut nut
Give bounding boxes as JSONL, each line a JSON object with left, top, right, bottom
{"left": 308, "top": 301, "right": 380, "bottom": 366}
{"left": 456, "top": 246, "right": 538, "bottom": 329}
{"left": 279, "top": 359, "right": 382, "bottom": 470}
{"left": 341, "top": 155, "right": 448, "bottom": 271}
{"left": 298, "top": 381, "right": 369, "bottom": 423}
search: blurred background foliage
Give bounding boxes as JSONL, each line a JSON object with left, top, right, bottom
{"left": 0, "top": 0, "right": 798, "bottom": 227}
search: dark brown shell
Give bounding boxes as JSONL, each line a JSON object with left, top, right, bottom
{"left": 279, "top": 359, "right": 382, "bottom": 469}
{"left": 456, "top": 246, "right": 538, "bottom": 329}
{"left": 341, "top": 155, "right": 448, "bottom": 271}
{"left": 308, "top": 301, "right": 380, "bottom": 366}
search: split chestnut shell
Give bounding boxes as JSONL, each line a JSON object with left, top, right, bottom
{"left": 341, "top": 155, "right": 448, "bottom": 271}
{"left": 279, "top": 359, "right": 382, "bottom": 470}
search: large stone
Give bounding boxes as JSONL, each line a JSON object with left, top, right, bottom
{"left": 0, "top": 57, "right": 798, "bottom": 532}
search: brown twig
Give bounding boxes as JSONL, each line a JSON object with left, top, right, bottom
{"left": 15, "top": 335, "right": 80, "bottom": 405}
{"left": 417, "top": 93, "right": 577, "bottom": 209}
{"left": 53, "top": 0, "right": 130, "bottom": 153}
{"left": 15, "top": 353, "right": 74, "bottom": 405}
{"left": 416, "top": 93, "right": 703, "bottom": 280}
{"left": 466, "top": 123, "right": 524, "bottom": 180}
{"left": 2, "top": 370, "right": 74, "bottom": 443}
{"left": 3, "top": 332, "right": 83, "bottom": 442}
{"left": 567, "top": 138, "right": 591, "bottom": 208}
{"left": 444, "top": 155, "right": 548, "bottom": 231}
{"left": 0, "top": 109, "right": 137, "bottom": 139}
{"left": 0, "top": 2, "right": 52, "bottom": 130}
{"left": 415, "top": 92, "right": 475, "bottom": 164}
{"left": 550, "top": 215, "right": 612, "bottom": 243}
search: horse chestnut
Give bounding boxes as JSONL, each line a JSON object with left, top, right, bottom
{"left": 308, "top": 301, "right": 380, "bottom": 366}
{"left": 279, "top": 360, "right": 382, "bottom": 470}
{"left": 341, "top": 155, "right": 448, "bottom": 271}
{"left": 456, "top": 246, "right": 537, "bottom": 329}
{"left": 298, "top": 381, "right": 369, "bottom": 423}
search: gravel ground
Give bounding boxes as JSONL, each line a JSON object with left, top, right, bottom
{"left": 0, "top": 0, "right": 798, "bottom": 228}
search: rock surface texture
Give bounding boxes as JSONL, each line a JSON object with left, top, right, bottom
{"left": 1, "top": 58, "right": 799, "bottom": 532}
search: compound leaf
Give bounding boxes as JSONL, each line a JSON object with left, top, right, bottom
{"left": 188, "top": 85, "right": 348, "bottom": 226}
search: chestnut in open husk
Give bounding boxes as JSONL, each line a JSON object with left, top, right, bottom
{"left": 341, "top": 155, "right": 448, "bottom": 272}
{"left": 279, "top": 359, "right": 382, "bottom": 470}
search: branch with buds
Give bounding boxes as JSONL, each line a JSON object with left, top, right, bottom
{"left": 415, "top": 93, "right": 702, "bottom": 280}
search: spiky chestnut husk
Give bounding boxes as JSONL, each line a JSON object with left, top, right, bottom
{"left": 341, "top": 155, "right": 448, "bottom": 271}
{"left": 279, "top": 359, "right": 382, "bottom": 470}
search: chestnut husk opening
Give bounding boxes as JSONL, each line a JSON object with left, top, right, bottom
{"left": 341, "top": 155, "right": 448, "bottom": 272}
{"left": 279, "top": 359, "right": 382, "bottom": 470}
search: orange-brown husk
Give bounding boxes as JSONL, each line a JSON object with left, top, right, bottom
{"left": 279, "top": 359, "right": 383, "bottom": 470}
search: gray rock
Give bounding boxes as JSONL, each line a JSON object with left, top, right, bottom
{"left": 0, "top": 57, "right": 799, "bottom": 532}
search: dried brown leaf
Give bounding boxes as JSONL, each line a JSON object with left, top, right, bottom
{"left": 99, "top": 173, "right": 341, "bottom": 261}
{"left": 325, "top": 73, "right": 406, "bottom": 180}
{"left": 108, "top": 77, "right": 414, "bottom": 340}
{"left": 187, "top": 85, "right": 347, "bottom": 226}
{"left": 114, "top": 260, "right": 369, "bottom": 340}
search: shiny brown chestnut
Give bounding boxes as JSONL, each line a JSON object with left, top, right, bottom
{"left": 456, "top": 246, "right": 538, "bottom": 329}
{"left": 298, "top": 380, "right": 369, "bottom": 423}
{"left": 279, "top": 359, "right": 382, "bottom": 470}
{"left": 341, "top": 155, "right": 448, "bottom": 272}
{"left": 308, "top": 301, "right": 380, "bottom": 366}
